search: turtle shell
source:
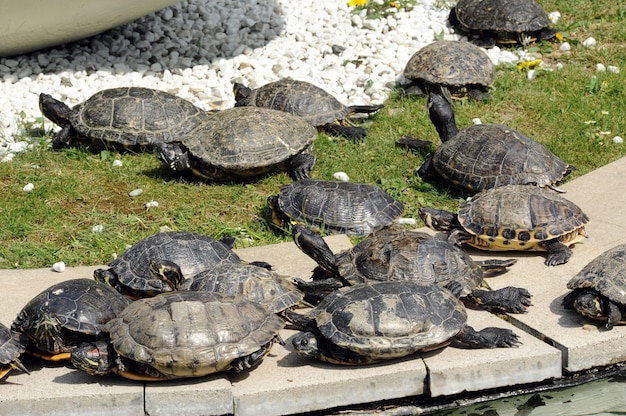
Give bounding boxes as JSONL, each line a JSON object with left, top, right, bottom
{"left": 179, "top": 262, "right": 304, "bottom": 314}
{"left": 403, "top": 40, "right": 495, "bottom": 94}
{"left": 0, "top": 322, "right": 27, "bottom": 379}
{"left": 337, "top": 228, "right": 483, "bottom": 297}
{"left": 12, "top": 279, "right": 130, "bottom": 356}
{"left": 94, "top": 231, "right": 241, "bottom": 298}
{"left": 235, "top": 79, "right": 351, "bottom": 127}
{"left": 432, "top": 123, "right": 573, "bottom": 192}
{"left": 454, "top": 0, "right": 552, "bottom": 39}
{"left": 273, "top": 179, "right": 404, "bottom": 237}
{"left": 69, "top": 87, "right": 207, "bottom": 149}
{"left": 566, "top": 244, "right": 626, "bottom": 305}
{"left": 105, "top": 291, "right": 285, "bottom": 378}
{"left": 458, "top": 184, "right": 589, "bottom": 251}
{"left": 309, "top": 281, "right": 467, "bottom": 360}
{"left": 179, "top": 106, "right": 317, "bottom": 180}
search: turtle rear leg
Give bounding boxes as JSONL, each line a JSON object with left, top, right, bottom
{"left": 324, "top": 123, "right": 367, "bottom": 141}
{"left": 452, "top": 325, "right": 520, "bottom": 349}
{"left": 288, "top": 152, "right": 316, "bottom": 180}
{"left": 469, "top": 286, "right": 533, "bottom": 313}
{"left": 543, "top": 239, "right": 573, "bottom": 266}
{"left": 347, "top": 104, "right": 384, "bottom": 114}
{"left": 231, "top": 336, "right": 283, "bottom": 372}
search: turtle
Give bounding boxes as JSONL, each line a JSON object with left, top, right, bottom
{"left": 39, "top": 87, "right": 208, "bottom": 150}
{"left": 562, "top": 244, "right": 626, "bottom": 329}
{"left": 70, "top": 291, "right": 285, "bottom": 380}
{"left": 0, "top": 322, "right": 29, "bottom": 380}
{"left": 419, "top": 184, "right": 589, "bottom": 267}
{"left": 402, "top": 40, "right": 495, "bottom": 101}
{"left": 150, "top": 259, "right": 305, "bottom": 314}
{"left": 233, "top": 79, "right": 384, "bottom": 141}
{"left": 449, "top": 0, "right": 558, "bottom": 48}
{"left": 94, "top": 231, "right": 243, "bottom": 299}
{"left": 154, "top": 106, "right": 318, "bottom": 182}
{"left": 286, "top": 281, "right": 520, "bottom": 365}
{"left": 291, "top": 224, "right": 531, "bottom": 313}
{"left": 415, "top": 93, "right": 575, "bottom": 193}
{"left": 268, "top": 179, "right": 405, "bottom": 237}
{"left": 11, "top": 279, "right": 130, "bottom": 360}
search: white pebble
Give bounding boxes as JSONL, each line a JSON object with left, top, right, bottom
{"left": 548, "top": 11, "right": 561, "bottom": 24}
{"left": 92, "top": 224, "right": 104, "bottom": 233}
{"left": 596, "top": 63, "right": 606, "bottom": 72}
{"left": 332, "top": 172, "right": 350, "bottom": 182}
{"left": 556, "top": 63, "right": 564, "bottom": 70}
{"left": 129, "top": 188, "right": 143, "bottom": 197}
{"left": 559, "top": 42, "right": 571, "bottom": 52}
{"left": 472, "top": 118, "right": 482, "bottom": 125}
{"left": 608, "top": 66, "right": 620, "bottom": 74}
{"left": 613, "top": 136, "right": 624, "bottom": 144}
{"left": 527, "top": 69, "right": 537, "bottom": 80}
{"left": 52, "top": 261, "right": 66, "bottom": 273}
{"left": 582, "top": 37, "right": 596, "bottom": 47}
{"left": 397, "top": 217, "right": 417, "bottom": 226}
{"left": 112, "top": 159, "right": 123, "bottom": 167}
{"left": 23, "top": 183, "right": 34, "bottom": 192}
{"left": 145, "top": 200, "right": 159, "bottom": 208}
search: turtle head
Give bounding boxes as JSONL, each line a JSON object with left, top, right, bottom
{"left": 71, "top": 340, "right": 116, "bottom": 375}
{"left": 418, "top": 207, "right": 460, "bottom": 232}
{"left": 154, "top": 143, "right": 191, "bottom": 172}
{"left": 232, "top": 83, "right": 252, "bottom": 106}
{"left": 291, "top": 224, "right": 338, "bottom": 275}
{"left": 149, "top": 259, "right": 185, "bottom": 291}
{"left": 267, "top": 195, "right": 288, "bottom": 228}
{"left": 428, "top": 92, "right": 459, "bottom": 142}
{"left": 292, "top": 331, "right": 321, "bottom": 359}
{"left": 39, "top": 93, "right": 72, "bottom": 127}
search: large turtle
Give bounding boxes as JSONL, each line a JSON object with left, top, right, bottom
{"left": 402, "top": 40, "right": 495, "bottom": 101}
{"left": 11, "top": 279, "right": 130, "bottom": 360}
{"left": 291, "top": 224, "right": 531, "bottom": 313}
{"left": 233, "top": 79, "right": 383, "bottom": 141}
{"left": 39, "top": 87, "right": 207, "bottom": 150}
{"left": 449, "top": 0, "right": 558, "bottom": 48}
{"left": 415, "top": 93, "right": 575, "bottom": 193}
{"left": 287, "top": 281, "right": 520, "bottom": 365}
{"left": 70, "top": 291, "right": 285, "bottom": 380}
{"left": 268, "top": 179, "right": 405, "bottom": 237}
{"left": 94, "top": 231, "right": 243, "bottom": 299}
{"left": 563, "top": 244, "right": 626, "bottom": 329}
{"left": 155, "top": 106, "right": 317, "bottom": 181}
{"left": 0, "top": 322, "right": 29, "bottom": 380}
{"left": 419, "top": 184, "right": 589, "bottom": 266}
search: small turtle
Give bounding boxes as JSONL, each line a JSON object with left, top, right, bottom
{"left": 151, "top": 260, "right": 305, "bottom": 314}
{"left": 287, "top": 281, "right": 520, "bottom": 365}
{"left": 415, "top": 93, "right": 575, "bottom": 193}
{"left": 402, "top": 40, "right": 495, "bottom": 101}
{"left": 71, "top": 291, "right": 285, "bottom": 380}
{"left": 419, "top": 184, "right": 589, "bottom": 266}
{"left": 449, "top": 0, "right": 558, "bottom": 48}
{"left": 292, "top": 224, "right": 531, "bottom": 313}
{"left": 39, "top": 87, "right": 207, "bottom": 150}
{"left": 268, "top": 179, "right": 405, "bottom": 237}
{"left": 155, "top": 106, "right": 317, "bottom": 182}
{"left": 94, "top": 231, "right": 243, "bottom": 299}
{"left": 563, "top": 244, "right": 626, "bottom": 329}
{"left": 11, "top": 279, "right": 130, "bottom": 360}
{"left": 233, "top": 79, "right": 383, "bottom": 141}
{"left": 0, "top": 322, "right": 29, "bottom": 380}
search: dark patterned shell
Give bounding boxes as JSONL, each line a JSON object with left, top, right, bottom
{"left": 179, "top": 262, "right": 303, "bottom": 313}
{"left": 0, "top": 323, "right": 26, "bottom": 367}
{"left": 567, "top": 244, "right": 626, "bottom": 304}
{"left": 432, "top": 123, "right": 572, "bottom": 192}
{"left": 454, "top": 0, "right": 551, "bottom": 34}
{"left": 310, "top": 281, "right": 466, "bottom": 359}
{"left": 12, "top": 279, "right": 130, "bottom": 355}
{"left": 182, "top": 107, "right": 317, "bottom": 177}
{"left": 235, "top": 79, "right": 350, "bottom": 126}
{"left": 403, "top": 40, "right": 494, "bottom": 90}
{"left": 337, "top": 228, "right": 483, "bottom": 296}
{"left": 71, "top": 87, "right": 206, "bottom": 148}
{"left": 106, "top": 291, "right": 284, "bottom": 378}
{"left": 95, "top": 231, "right": 241, "bottom": 297}
{"left": 276, "top": 179, "right": 405, "bottom": 237}
{"left": 458, "top": 185, "right": 589, "bottom": 250}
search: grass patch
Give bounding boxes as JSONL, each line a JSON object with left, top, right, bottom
{"left": 1, "top": 0, "right": 625, "bottom": 269}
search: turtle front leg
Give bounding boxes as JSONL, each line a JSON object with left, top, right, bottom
{"left": 469, "top": 286, "right": 533, "bottom": 313}
{"left": 543, "top": 239, "right": 573, "bottom": 266}
{"left": 324, "top": 123, "right": 367, "bottom": 141}
{"left": 231, "top": 336, "right": 283, "bottom": 372}
{"left": 288, "top": 152, "right": 316, "bottom": 180}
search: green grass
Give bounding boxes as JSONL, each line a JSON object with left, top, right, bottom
{"left": 1, "top": 0, "right": 624, "bottom": 269}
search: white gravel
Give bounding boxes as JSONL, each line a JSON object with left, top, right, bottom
{"left": 1, "top": 0, "right": 541, "bottom": 160}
